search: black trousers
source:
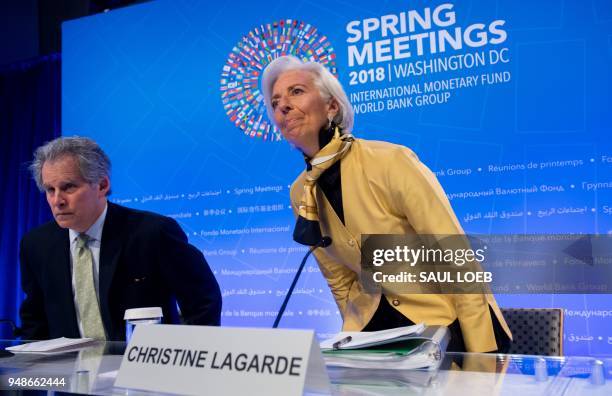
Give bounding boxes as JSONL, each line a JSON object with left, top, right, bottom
{"left": 362, "top": 295, "right": 511, "bottom": 353}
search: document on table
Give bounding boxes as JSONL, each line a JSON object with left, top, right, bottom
{"left": 320, "top": 323, "right": 426, "bottom": 350}
{"left": 5, "top": 337, "right": 95, "bottom": 354}
{"left": 320, "top": 325, "right": 449, "bottom": 370}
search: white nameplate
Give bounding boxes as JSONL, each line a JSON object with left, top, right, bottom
{"left": 115, "top": 325, "right": 330, "bottom": 395}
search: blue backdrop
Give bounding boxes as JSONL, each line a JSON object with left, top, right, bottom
{"left": 61, "top": 0, "right": 612, "bottom": 354}
{"left": 0, "top": 55, "right": 60, "bottom": 339}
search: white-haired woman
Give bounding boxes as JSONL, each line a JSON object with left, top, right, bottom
{"left": 262, "top": 56, "right": 511, "bottom": 353}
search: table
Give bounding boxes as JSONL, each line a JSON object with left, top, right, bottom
{"left": 0, "top": 339, "right": 610, "bottom": 395}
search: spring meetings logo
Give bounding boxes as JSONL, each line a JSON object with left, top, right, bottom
{"left": 220, "top": 19, "right": 337, "bottom": 141}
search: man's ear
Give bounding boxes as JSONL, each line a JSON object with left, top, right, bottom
{"left": 99, "top": 176, "right": 111, "bottom": 196}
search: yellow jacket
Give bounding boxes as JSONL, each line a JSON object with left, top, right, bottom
{"left": 289, "top": 138, "right": 512, "bottom": 352}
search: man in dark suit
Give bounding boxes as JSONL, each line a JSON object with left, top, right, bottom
{"left": 19, "top": 136, "right": 222, "bottom": 340}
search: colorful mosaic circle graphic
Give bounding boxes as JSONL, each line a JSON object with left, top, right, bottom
{"left": 220, "top": 19, "right": 337, "bottom": 141}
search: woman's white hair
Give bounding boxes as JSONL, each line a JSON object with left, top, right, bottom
{"left": 261, "top": 56, "right": 354, "bottom": 133}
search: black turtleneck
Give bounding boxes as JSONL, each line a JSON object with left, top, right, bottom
{"left": 306, "top": 126, "right": 345, "bottom": 224}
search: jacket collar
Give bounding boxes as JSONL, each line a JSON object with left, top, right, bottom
{"left": 98, "top": 202, "right": 125, "bottom": 336}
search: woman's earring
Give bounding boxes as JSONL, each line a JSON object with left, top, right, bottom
{"left": 327, "top": 115, "right": 333, "bottom": 129}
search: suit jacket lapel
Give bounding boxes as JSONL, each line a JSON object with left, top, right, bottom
{"left": 316, "top": 181, "right": 361, "bottom": 274}
{"left": 47, "top": 226, "right": 80, "bottom": 336}
{"left": 99, "top": 203, "right": 123, "bottom": 335}
{"left": 339, "top": 143, "right": 361, "bottom": 245}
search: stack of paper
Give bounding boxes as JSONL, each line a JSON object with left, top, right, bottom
{"left": 5, "top": 337, "right": 95, "bottom": 354}
{"left": 320, "top": 325, "right": 449, "bottom": 371}
{"left": 320, "top": 323, "right": 426, "bottom": 350}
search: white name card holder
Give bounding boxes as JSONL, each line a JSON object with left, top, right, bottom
{"left": 115, "top": 324, "right": 330, "bottom": 395}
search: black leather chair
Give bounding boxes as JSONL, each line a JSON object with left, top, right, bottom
{"left": 501, "top": 308, "right": 563, "bottom": 356}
